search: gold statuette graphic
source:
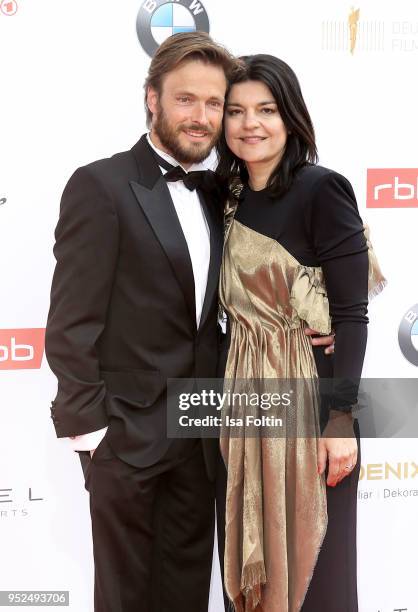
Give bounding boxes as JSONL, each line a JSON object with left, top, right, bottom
{"left": 349, "top": 6, "right": 360, "bottom": 54}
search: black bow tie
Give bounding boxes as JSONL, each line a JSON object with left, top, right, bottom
{"left": 149, "top": 144, "right": 221, "bottom": 195}
{"left": 164, "top": 166, "right": 214, "bottom": 192}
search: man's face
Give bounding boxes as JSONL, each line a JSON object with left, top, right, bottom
{"left": 148, "top": 59, "right": 227, "bottom": 167}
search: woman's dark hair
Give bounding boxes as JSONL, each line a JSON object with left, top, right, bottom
{"left": 216, "top": 54, "right": 318, "bottom": 197}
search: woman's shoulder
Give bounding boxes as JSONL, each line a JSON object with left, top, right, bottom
{"left": 294, "top": 166, "right": 356, "bottom": 210}
{"left": 295, "top": 164, "right": 351, "bottom": 191}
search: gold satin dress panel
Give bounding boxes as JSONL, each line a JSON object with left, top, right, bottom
{"left": 219, "top": 193, "right": 386, "bottom": 612}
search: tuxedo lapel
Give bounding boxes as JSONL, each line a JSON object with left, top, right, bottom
{"left": 129, "top": 136, "right": 196, "bottom": 327}
{"left": 198, "top": 191, "right": 223, "bottom": 332}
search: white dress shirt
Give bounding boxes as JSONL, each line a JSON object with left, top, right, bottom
{"left": 69, "top": 135, "right": 215, "bottom": 451}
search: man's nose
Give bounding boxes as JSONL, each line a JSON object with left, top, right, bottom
{"left": 190, "top": 103, "right": 208, "bottom": 124}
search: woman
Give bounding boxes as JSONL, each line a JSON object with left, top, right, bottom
{"left": 216, "top": 55, "right": 386, "bottom": 612}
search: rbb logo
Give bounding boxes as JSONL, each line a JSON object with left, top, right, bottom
{"left": 0, "top": 329, "right": 45, "bottom": 370}
{"left": 367, "top": 169, "right": 418, "bottom": 208}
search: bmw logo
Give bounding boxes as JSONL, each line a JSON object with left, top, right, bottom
{"left": 137, "top": 0, "right": 210, "bottom": 58}
{"left": 398, "top": 304, "right": 418, "bottom": 366}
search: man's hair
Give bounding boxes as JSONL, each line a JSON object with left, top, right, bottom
{"left": 144, "top": 32, "right": 236, "bottom": 127}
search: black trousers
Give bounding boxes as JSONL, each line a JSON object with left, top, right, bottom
{"left": 80, "top": 438, "right": 215, "bottom": 612}
{"left": 215, "top": 421, "right": 361, "bottom": 612}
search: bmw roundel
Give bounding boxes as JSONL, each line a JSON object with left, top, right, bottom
{"left": 399, "top": 304, "right": 418, "bottom": 367}
{"left": 137, "top": 0, "right": 210, "bottom": 58}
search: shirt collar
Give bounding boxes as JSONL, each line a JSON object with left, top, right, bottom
{"left": 146, "top": 133, "right": 216, "bottom": 173}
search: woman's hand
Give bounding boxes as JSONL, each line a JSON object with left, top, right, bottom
{"left": 318, "top": 410, "right": 358, "bottom": 487}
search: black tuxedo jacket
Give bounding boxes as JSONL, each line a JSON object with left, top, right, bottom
{"left": 45, "top": 135, "right": 224, "bottom": 479}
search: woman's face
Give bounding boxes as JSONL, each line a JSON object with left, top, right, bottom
{"left": 224, "top": 80, "right": 288, "bottom": 168}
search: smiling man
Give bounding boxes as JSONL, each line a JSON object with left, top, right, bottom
{"left": 46, "top": 32, "right": 235, "bottom": 612}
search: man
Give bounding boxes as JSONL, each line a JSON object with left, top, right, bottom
{"left": 46, "top": 32, "right": 334, "bottom": 612}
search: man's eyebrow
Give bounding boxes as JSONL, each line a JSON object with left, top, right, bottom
{"left": 173, "top": 90, "right": 195, "bottom": 96}
{"left": 226, "top": 100, "right": 277, "bottom": 107}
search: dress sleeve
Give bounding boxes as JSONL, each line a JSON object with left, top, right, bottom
{"left": 310, "top": 171, "right": 369, "bottom": 412}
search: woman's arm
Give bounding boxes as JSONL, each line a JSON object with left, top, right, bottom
{"left": 310, "top": 170, "right": 369, "bottom": 485}
{"left": 311, "top": 171, "right": 369, "bottom": 409}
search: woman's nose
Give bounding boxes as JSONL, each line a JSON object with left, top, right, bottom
{"left": 242, "top": 111, "right": 259, "bottom": 129}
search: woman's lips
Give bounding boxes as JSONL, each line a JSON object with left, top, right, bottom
{"left": 240, "top": 136, "right": 267, "bottom": 144}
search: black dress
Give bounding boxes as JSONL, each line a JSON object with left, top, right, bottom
{"left": 235, "top": 165, "right": 369, "bottom": 417}
{"left": 220, "top": 165, "right": 369, "bottom": 611}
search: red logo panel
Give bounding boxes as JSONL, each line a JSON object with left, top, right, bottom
{"left": 367, "top": 169, "right": 418, "bottom": 208}
{"left": 0, "top": 329, "right": 45, "bottom": 370}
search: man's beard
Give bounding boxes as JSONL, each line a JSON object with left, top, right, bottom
{"left": 153, "top": 104, "right": 220, "bottom": 165}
